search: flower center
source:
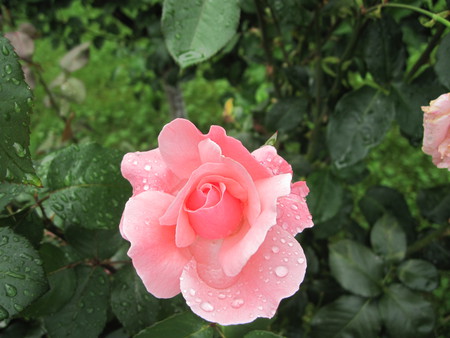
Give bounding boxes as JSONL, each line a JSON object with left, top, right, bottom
{"left": 185, "top": 182, "right": 243, "bottom": 239}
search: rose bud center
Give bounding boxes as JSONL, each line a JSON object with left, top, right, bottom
{"left": 185, "top": 182, "right": 243, "bottom": 239}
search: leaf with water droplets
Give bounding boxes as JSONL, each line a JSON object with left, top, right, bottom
{"left": 0, "top": 36, "right": 40, "bottom": 186}
{"left": 326, "top": 87, "right": 395, "bottom": 169}
{"left": 111, "top": 265, "right": 160, "bottom": 335}
{"left": 162, "top": 0, "right": 240, "bottom": 68}
{"left": 0, "top": 227, "right": 48, "bottom": 320}
{"left": 44, "top": 143, "right": 131, "bottom": 230}
{"left": 134, "top": 311, "right": 213, "bottom": 338}
{"left": 44, "top": 266, "right": 109, "bottom": 337}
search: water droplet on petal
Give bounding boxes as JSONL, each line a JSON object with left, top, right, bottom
{"left": 189, "top": 288, "right": 196, "bottom": 296}
{"left": 272, "top": 246, "right": 280, "bottom": 253}
{"left": 231, "top": 298, "right": 244, "bottom": 308}
{"left": 297, "top": 257, "right": 305, "bottom": 264}
{"left": 275, "top": 265, "right": 289, "bottom": 278}
{"left": 218, "top": 293, "right": 226, "bottom": 299}
{"left": 200, "top": 302, "right": 214, "bottom": 312}
{"left": 144, "top": 164, "right": 152, "bottom": 171}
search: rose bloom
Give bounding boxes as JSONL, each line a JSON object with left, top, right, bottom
{"left": 119, "top": 119, "right": 314, "bottom": 325}
{"left": 422, "top": 93, "right": 450, "bottom": 171}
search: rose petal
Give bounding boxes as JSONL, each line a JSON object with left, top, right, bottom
{"left": 207, "top": 125, "right": 271, "bottom": 180}
{"left": 277, "top": 181, "right": 313, "bottom": 236}
{"left": 251, "top": 145, "right": 293, "bottom": 176}
{"left": 121, "top": 149, "right": 179, "bottom": 196}
{"left": 220, "top": 173, "right": 292, "bottom": 277}
{"left": 180, "top": 226, "right": 306, "bottom": 325}
{"left": 158, "top": 119, "right": 206, "bottom": 179}
{"left": 121, "top": 190, "right": 191, "bottom": 298}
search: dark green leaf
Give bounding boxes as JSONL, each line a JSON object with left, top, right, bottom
{"left": 329, "top": 239, "right": 384, "bottom": 297}
{"left": 0, "top": 36, "right": 40, "bottom": 185}
{"left": 359, "top": 186, "right": 416, "bottom": 242}
{"left": 435, "top": 33, "right": 450, "bottom": 89}
{"left": 111, "top": 265, "right": 160, "bottom": 335}
{"left": 221, "top": 318, "right": 273, "bottom": 338}
{"left": 379, "top": 284, "right": 435, "bottom": 337}
{"left": 311, "top": 295, "right": 381, "bottom": 338}
{"left": 306, "top": 170, "right": 344, "bottom": 224}
{"left": 265, "top": 97, "right": 307, "bottom": 133}
{"left": 370, "top": 214, "right": 406, "bottom": 263}
{"left": 244, "top": 330, "right": 284, "bottom": 338}
{"left": 44, "top": 266, "right": 109, "bottom": 337}
{"left": 417, "top": 184, "right": 450, "bottom": 226}
{"left": 24, "top": 243, "right": 77, "bottom": 317}
{"left": 398, "top": 259, "right": 439, "bottom": 292}
{"left": 65, "top": 225, "right": 124, "bottom": 259}
{"left": 135, "top": 311, "right": 214, "bottom": 338}
{"left": 45, "top": 143, "right": 131, "bottom": 230}
{"left": 326, "top": 87, "right": 395, "bottom": 168}
{"left": 162, "top": 0, "right": 240, "bottom": 68}
{"left": 0, "top": 227, "right": 48, "bottom": 320}
{"left": 362, "top": 15, "right": 405, "bottom": 85}
{"left": 0, "top": 182, "right": 34, "bottom": 212}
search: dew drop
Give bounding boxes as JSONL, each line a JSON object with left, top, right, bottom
{"left": 271, "top": 246, "right": 280, "bottom": 253}
{"left": 274, "top": 266, "right": 289, "bottom": 278}
{"left": 143, "top": 184, "right": 149, "bottom": 191}
{"left": 280, "top": 238, "right": 286, "bottom": 244}
{"left": 297, "top": 257, "right": 305, "bottom": 264}
{"left": 0, "top": 305, "right": 9, "bottom": 320}
{"left": 144, "top": 164, "right": 152, "bottom": 171}
{"left": 231, "top": 298, "right": 244, "bottom": 309}
{"left": 218, "top": 293, "right": 226, "bottom": 299}
{"left": 189, "top": 288, "right": 196, "bottom": 296}
{"left": 1, "top": 45, "right": 9, "bottom": 56}
{"left": 5, "top": 283, "right": 17, "bottom": 297}
{"left": 12, "top": 142, "right": 26, "bottom": 158}
{"left": 264, "top": 254, "right": 270, "bottom": 260}
{"left": 13, "top": 303, "right": 23, "bottom": 312}
{"left": 4, "top": 64, "right": 12, "bottom": 74}
{"left": 200, "top": 302, "right": 214, "bottom": 312}
{"left": 295, "top": 215, "right": 300, "bottom": 220}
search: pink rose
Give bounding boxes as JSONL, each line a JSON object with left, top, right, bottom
{"left": 119, "top": 119, "right": 313, "bottom": 325}
{"left": 422, "top": 93, "right": 450, "bottom": 170}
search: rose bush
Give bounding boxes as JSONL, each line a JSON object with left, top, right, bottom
{"left": 119, "top": 118, "right": 313, "bottom": 325}
{"left": 422, "top": 93, "right": 450, "bottom": 171}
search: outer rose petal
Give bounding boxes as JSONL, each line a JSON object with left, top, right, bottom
{"left": 121, "top": 149, "right": 179, "bottom": 196}
{"left": 277, "top": 181, "right": 314, "bottom": 236}
{"left": 251, "top": 145, "right": 293, "bottom": 176}
{"left": 121, "top": 190, "right": 191, "bottom": 298}
{"left": 422, "top": 93, "right": 450, "bottom": 170}
{"left": 220, "top": 173, "right": 292, "bottom": 277}
{"left": 180, "top": 226, "right": 307, "bottom": 325}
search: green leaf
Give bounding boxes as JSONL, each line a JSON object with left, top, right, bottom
{"left": 329, "top": 239, "right": 384, "bottom": 297}
{"left": 111, "top": 265, "right": 160, "bottom": 335}
{"left": 0, "top": 36, "right": 40, "bottom": 185}
{"left": 44, "top": 266, "right": 109, "bottom": 338}
{"left": 0, "top": 182, "right": 33, "bottom": 212}
{"left": 392, "top": 69, "right": 446, "bottom": 144}
{"left": 326, "top": 87, "right": 395, "bottom": 169}
{"left": 370, "top": 214, "right": 406, "bottom": 263}
{"left": 24, "top": 243, "right": 77, "bottom": 317}
{"left": 311, "top": 295, "right": 381, "bottom": 338}
{"left": 361, "top": 15, "right": 405, "bottom": 85}
{"left": 0, "top": 226, "right": 48, "bottom": 320}
{"left": 265, "top": 97, "right": 307, "bottom": 133}
{"left": 435, "top": 33, "right": 450, "bottom": 89}
{"left": 359, "top": 186, "right": 416, "bottom": 242}
{"left": 135, "top": 311, "right": 214, "bottom": 338}
{"left": 306, "top": 170, "right": 344, "bottom": 224}
{"left": 398, "top": 259, "right": 439, "bottom": 292}
{"left": 162, "top": 0, "right": 240, "bottom": 68}
{"left": 45, "top": 143, "right": 131, "bottom": 230}
{"left": 221, "top": 318, "right": 273, "bottom": 338}
{"left": 417, "top": 184, "right": 450, "bottom": 226}
{"left": 244, "top": 330, "right": 284, "bottom": 338}
{"left": 65, "top": 225, "right": 124, "bottom": 259}
{"left": 379, "top": 284, "right": 435, "bottom": 337}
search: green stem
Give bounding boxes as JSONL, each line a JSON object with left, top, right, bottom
{"left": 371, "top": 3, "right": 450, "bottom": 28}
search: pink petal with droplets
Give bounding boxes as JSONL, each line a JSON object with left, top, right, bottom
{"left": 251, "top": 145, "right": 293, "bottom": 176}
{"left": 220, "top": 173, "right": 292, "bottom": 277}
{"left": 121, "top": 190, "right": 191, "bottom": 298}
{"left": 180, "top": 226, "right": 307, "bottom": 325}
{"left": 277, "top": 181, "right": 313, "bottom": 236}
{"left": 121, "top": 149, "right": 179, "bottom": 196}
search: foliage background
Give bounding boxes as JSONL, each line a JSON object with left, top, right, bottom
{"left": 1, "top": 0, "right": 450, "bottom": 337}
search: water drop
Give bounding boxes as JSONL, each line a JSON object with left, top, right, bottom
{"left": 13, "top": 303, "right": 23, "bottom": 312}
{"left": 5, "top": 283, "right": 17, "bottom": 297}
{"left": 274, "top": 266, "right": 289, "bottom": 278}
{"left": 0, "top": 235, "right": 8, "bottom": 246}
{"left": 264, "top": 254, "right": 270, "bottom": 260}
{"left": 200, "top": 302, "right": 214, "bottom": 312}
{"left": 295, "top": 215, "right": 300, "bottom": 220}
{"left": 297, "top": 257, "right": 305, "bottom": 264}
{"left": 271, "top": 246, "right": 280, "bottom": 253}
{"left": 218, "top": 293, "right": 226, "bottom": 299}
{"left": 4, "top": 64, "right": 12, "bottom": 74}
{"left": 1, "top": 45, "right": 9, "bottom": 56}
{"left": 0, "top": 305, "right": 8, "bottom": 320}
{"left": 291, "top": 204, "right": 298, "bottom": 210}
{"left": 189, "top": 288, "right": 196, "bottom": 296}
{"left": 12, "top": 142, "right": 26, "bottom": 158}
{"left": 53, "top": 203, "right": 64, "bottom": 211}
{"left": 5, "top": 271, "right": 25, "bottom": 279}
{"left": 26, "top": 97, "right": 33, "bottom": 107}
{"left": 143, "top": 184, "right": 149, "bottom": 191}
{"left": 86, "top": 308, "right": 94, "bottom": 313}
{"left": 231, "top": 298, "right": 244, "bottom": 308}
{"left": 144, "top": 164, "right": 152, "bottom": 171}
